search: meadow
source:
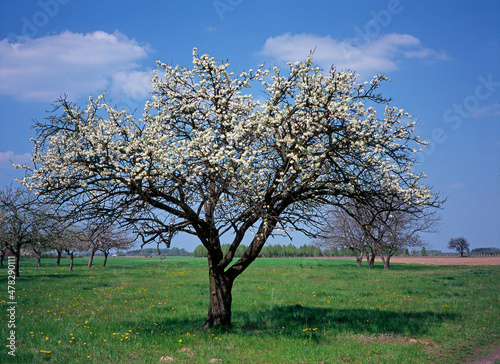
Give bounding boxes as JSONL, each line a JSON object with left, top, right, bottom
{"left": 1, "top": 256, "right": 499, "bottom": 363}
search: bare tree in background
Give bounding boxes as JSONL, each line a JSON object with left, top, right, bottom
{"left": 0, "top": 186, "right": 54, "bottom": 276}
{"left": 63, "top": 233, "right": 87, "bottom": 272}
{"left": 448, "top": 237, "right": 470, "bottom": 257}
{"left": 318, "top": 196, "right": 442, "bottom": 269}
{"left": 98, "top": 225, "right": 135, "bottom": 267}
{"left": 315, "top": 206, "right": 368, "bottom": 267}
{"left": 378, "top": 203, "right": 440, "bottom": 269}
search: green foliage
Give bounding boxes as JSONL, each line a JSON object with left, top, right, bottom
{"left": 192, "top": 244, "right": 248, "bottom": 258}
{"left": 1, "top": 257, "right": 498, "bottom": 363}
{"left": 471, "top": 247, "right": 500, "bottom": 254}
{"left": 193, "top": 245, "right": 208, "bottom": 258}
{"left": 127, "top": 247, "right": 192, "bottom": 257}
{"left": 421, "top": 247, "right": 427, "bottom": 256}
{"left": 193, "top": 243, "right": 325, "bottom": 258}
{"left": 426, "top": 250, "right": 443, "bottom": 255}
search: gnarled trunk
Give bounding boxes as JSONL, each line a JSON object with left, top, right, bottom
{"left": 69, "top": 252, "right": 74, "bottom": 271}
{"left": 103, "top": 251, "right": 108, "bottom": 267}
{"left": 205, "top": 265, "right": 234, "bottom": 329}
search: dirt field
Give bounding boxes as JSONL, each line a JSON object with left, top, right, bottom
{"left": 331, "top": 255, "right": 500, "bottom": 266}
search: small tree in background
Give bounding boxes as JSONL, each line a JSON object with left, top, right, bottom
{"left": 317, "top": 196, "right": 441, "bottom": 269}
{"left": 0, "top": 186, "right": 54, "bottom": 276}
{"left": 315, "top": 206, "right": 368, "bottom": 267}
{"left": 98, "top": 226, "right": 135, "bottom": 267}
{"left": 448, "top": 237, "right": 470, "bottom": 257}
{"left": 62, "top": 233, "right": 87, "bottom": 272}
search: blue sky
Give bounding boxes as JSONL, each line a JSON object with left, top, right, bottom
{"left": 0, "top": 0, "right": 499, "bottom": 252}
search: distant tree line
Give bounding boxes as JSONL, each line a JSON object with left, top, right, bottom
{"left": 470, "top": 247, "right": 500, "bottom": 254}
{"left": 194, "top": 243, "right": 344, "bottom": 258}
{"left": 126, "top": 247, "right": 192, "bottom": 257}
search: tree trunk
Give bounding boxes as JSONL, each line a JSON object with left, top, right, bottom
{"left": 381, "top": 255, "right": 390, "bottom": 270}
{"left": 56, "top": 249, "right": 62, "bottom": 266}
{"left": 69, "top": 252, "right": 74, "bottom": 271}
{"left": 103, "top": 252, "right": 108, "bottom": 267}
{"left": 13, "top": 253, "right": 20, "bottom": 278}
{"left": 36, "top": 253, "right": 41, "bottom": 268}
{"left": 356, "top": 257, "right": 362, "bottom": 267}
{"left": 87, "top": 249, "right": 96, "bottom": 268}
{"left": 204, "top": 265, "right": 234, "bottom": 329}
{"left": 368, "top": 254, "right": 375, "bottom": 269}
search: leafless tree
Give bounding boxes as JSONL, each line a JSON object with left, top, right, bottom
{"left": 97, "top": 225, "right": 135, "bottom": 267}
{"left": 448, "top": 237, "right": 470, "bottom": 257}
{"left": 375, "top": 207, "right": 440, "bottom": 269}
{"left": 0, "top": 186, "right": 52, "bottom": 276}
{"left": 63, "top": 237, "right": 87, "bottom": 271}
{"left": 315, "top": 206, "right": 368, "bottom": 267}
{"left": 318, "top": 196, "right": 442, "bottom": 269}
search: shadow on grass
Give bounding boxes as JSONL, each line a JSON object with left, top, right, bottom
{"left": 235, "top": 304, "right": 459, "bottom": 337}
{"left": 127, "top": 304, "right": 459, "bottom": 339}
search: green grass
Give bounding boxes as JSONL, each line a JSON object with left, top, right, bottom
{"left": 1, "top": 256, "right": 499, "bottom": 363}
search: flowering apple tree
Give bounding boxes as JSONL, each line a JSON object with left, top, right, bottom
{"left": 19, "top": 49, "right": 436, "bottom": 328}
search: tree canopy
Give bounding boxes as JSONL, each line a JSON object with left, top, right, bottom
{"left": 448, "top": 237, "right": 470, "bottom": 257}
{"left": 19, "top": 50, "right": 439, "bottom": 327}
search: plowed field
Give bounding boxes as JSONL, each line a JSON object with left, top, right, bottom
{"left": 332, "top": 255, "right": 500, "bottom": 265}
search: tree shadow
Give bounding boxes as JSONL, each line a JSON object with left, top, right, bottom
{"left": 238, "top": 304, "right": 459, "bottom": 336}
{"left": 125, "top": 304, "right": 460, "bottom": 340}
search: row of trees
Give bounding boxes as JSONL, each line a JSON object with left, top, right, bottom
{"left": 0, "top": 185, "right": 135, "bottom": 276}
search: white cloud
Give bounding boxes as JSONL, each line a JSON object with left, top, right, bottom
{"left": 447, "top": 182, "right": 466, "bottom": 190}
{"left": 0, "top": 151, "right": 32, "bottom": 167}
{"left": 471, "top": 103, "right": 500, "bottom": 119}
{"left": 204, "top": 26, "right": 217, "bottom": 34}
{"left": 0, "top": 31, "right": 153, "bottom": 102}
{"left": 111, "top": 70, "right": 153, "bottom": 100}
{"left": 259, "top": 32, "right": 449, "bottom": 77}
